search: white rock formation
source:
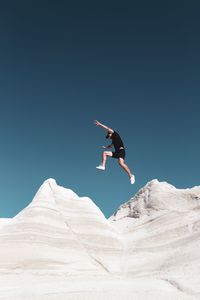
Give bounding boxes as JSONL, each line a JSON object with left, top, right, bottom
{"left": 0, "top": 178, "right": 199, "bottom": 300}
{"left": 110, "top": 179, "right": 200, "bottom": 298}
{"left": 0, "top": 178, "right": 121, "bottom": 276}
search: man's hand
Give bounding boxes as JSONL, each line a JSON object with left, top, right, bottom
{"left": 94, "top": 120, "right": 101, "bottom": 126}
{"left": 103, "top": 144, "right": 113, "bottom": 149}
{"left": 94, "top": 120, "right": 114, "bottom": 133}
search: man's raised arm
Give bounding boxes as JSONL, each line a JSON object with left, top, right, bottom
{"left": 94, "top": 120, "right": 114, "bottom": 133}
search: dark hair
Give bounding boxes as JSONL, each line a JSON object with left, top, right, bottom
{"left": 106, "top": 132, "right": 112, "bottom": 139}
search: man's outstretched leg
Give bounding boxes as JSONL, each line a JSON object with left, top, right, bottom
{"left": 118, "top": 158, "right": 135, "bottom": 184}
{"left": 96, "top": 151, "right": 113, "bottom": 170}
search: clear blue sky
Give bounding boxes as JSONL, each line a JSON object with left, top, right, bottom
{"left": 0, "top": 0, "right": 199, "bottom": 218}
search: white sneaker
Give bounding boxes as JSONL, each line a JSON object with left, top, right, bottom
{"left": 130, "top": 175, "right": 135, "bottom": 184}
{"left": 96, "top": 165, "right": 105, "bottom": 171}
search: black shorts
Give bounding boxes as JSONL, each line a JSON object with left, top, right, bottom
{"left": 112, "top": 148, "right": 126, "bottom": 159}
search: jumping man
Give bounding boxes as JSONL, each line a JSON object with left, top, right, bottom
{"left": 94, "top": 120, "right": 135, "bottom": 184}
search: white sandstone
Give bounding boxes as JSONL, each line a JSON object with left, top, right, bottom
{"left": 0, "top": 178, "right": 199, "bottom": 300}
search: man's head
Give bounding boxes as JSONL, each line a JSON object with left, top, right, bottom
{"left": 106, "top": 132, "right": 113, "bottom": 139}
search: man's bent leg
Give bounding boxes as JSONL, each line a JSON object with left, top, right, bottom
{"left": 102, "top": 151, "right": 113, "bottom": 168}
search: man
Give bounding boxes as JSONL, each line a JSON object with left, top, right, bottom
{"left": 94, "top": 120, "right": 135, "bottom": 184}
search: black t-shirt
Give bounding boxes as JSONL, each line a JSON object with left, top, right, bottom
{"left": 111, "top": 131, "right": 124, "bottom": 151}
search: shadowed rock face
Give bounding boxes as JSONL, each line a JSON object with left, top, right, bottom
{"left": 111, "top": 179, "right": 200, "bottom": 220}
{"left": 0, "top": 178, "right": 200, "bottom": 297}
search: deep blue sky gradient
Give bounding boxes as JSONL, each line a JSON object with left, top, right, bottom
{"left": 0, "top": 1, "right": 199, "bottom": 218}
